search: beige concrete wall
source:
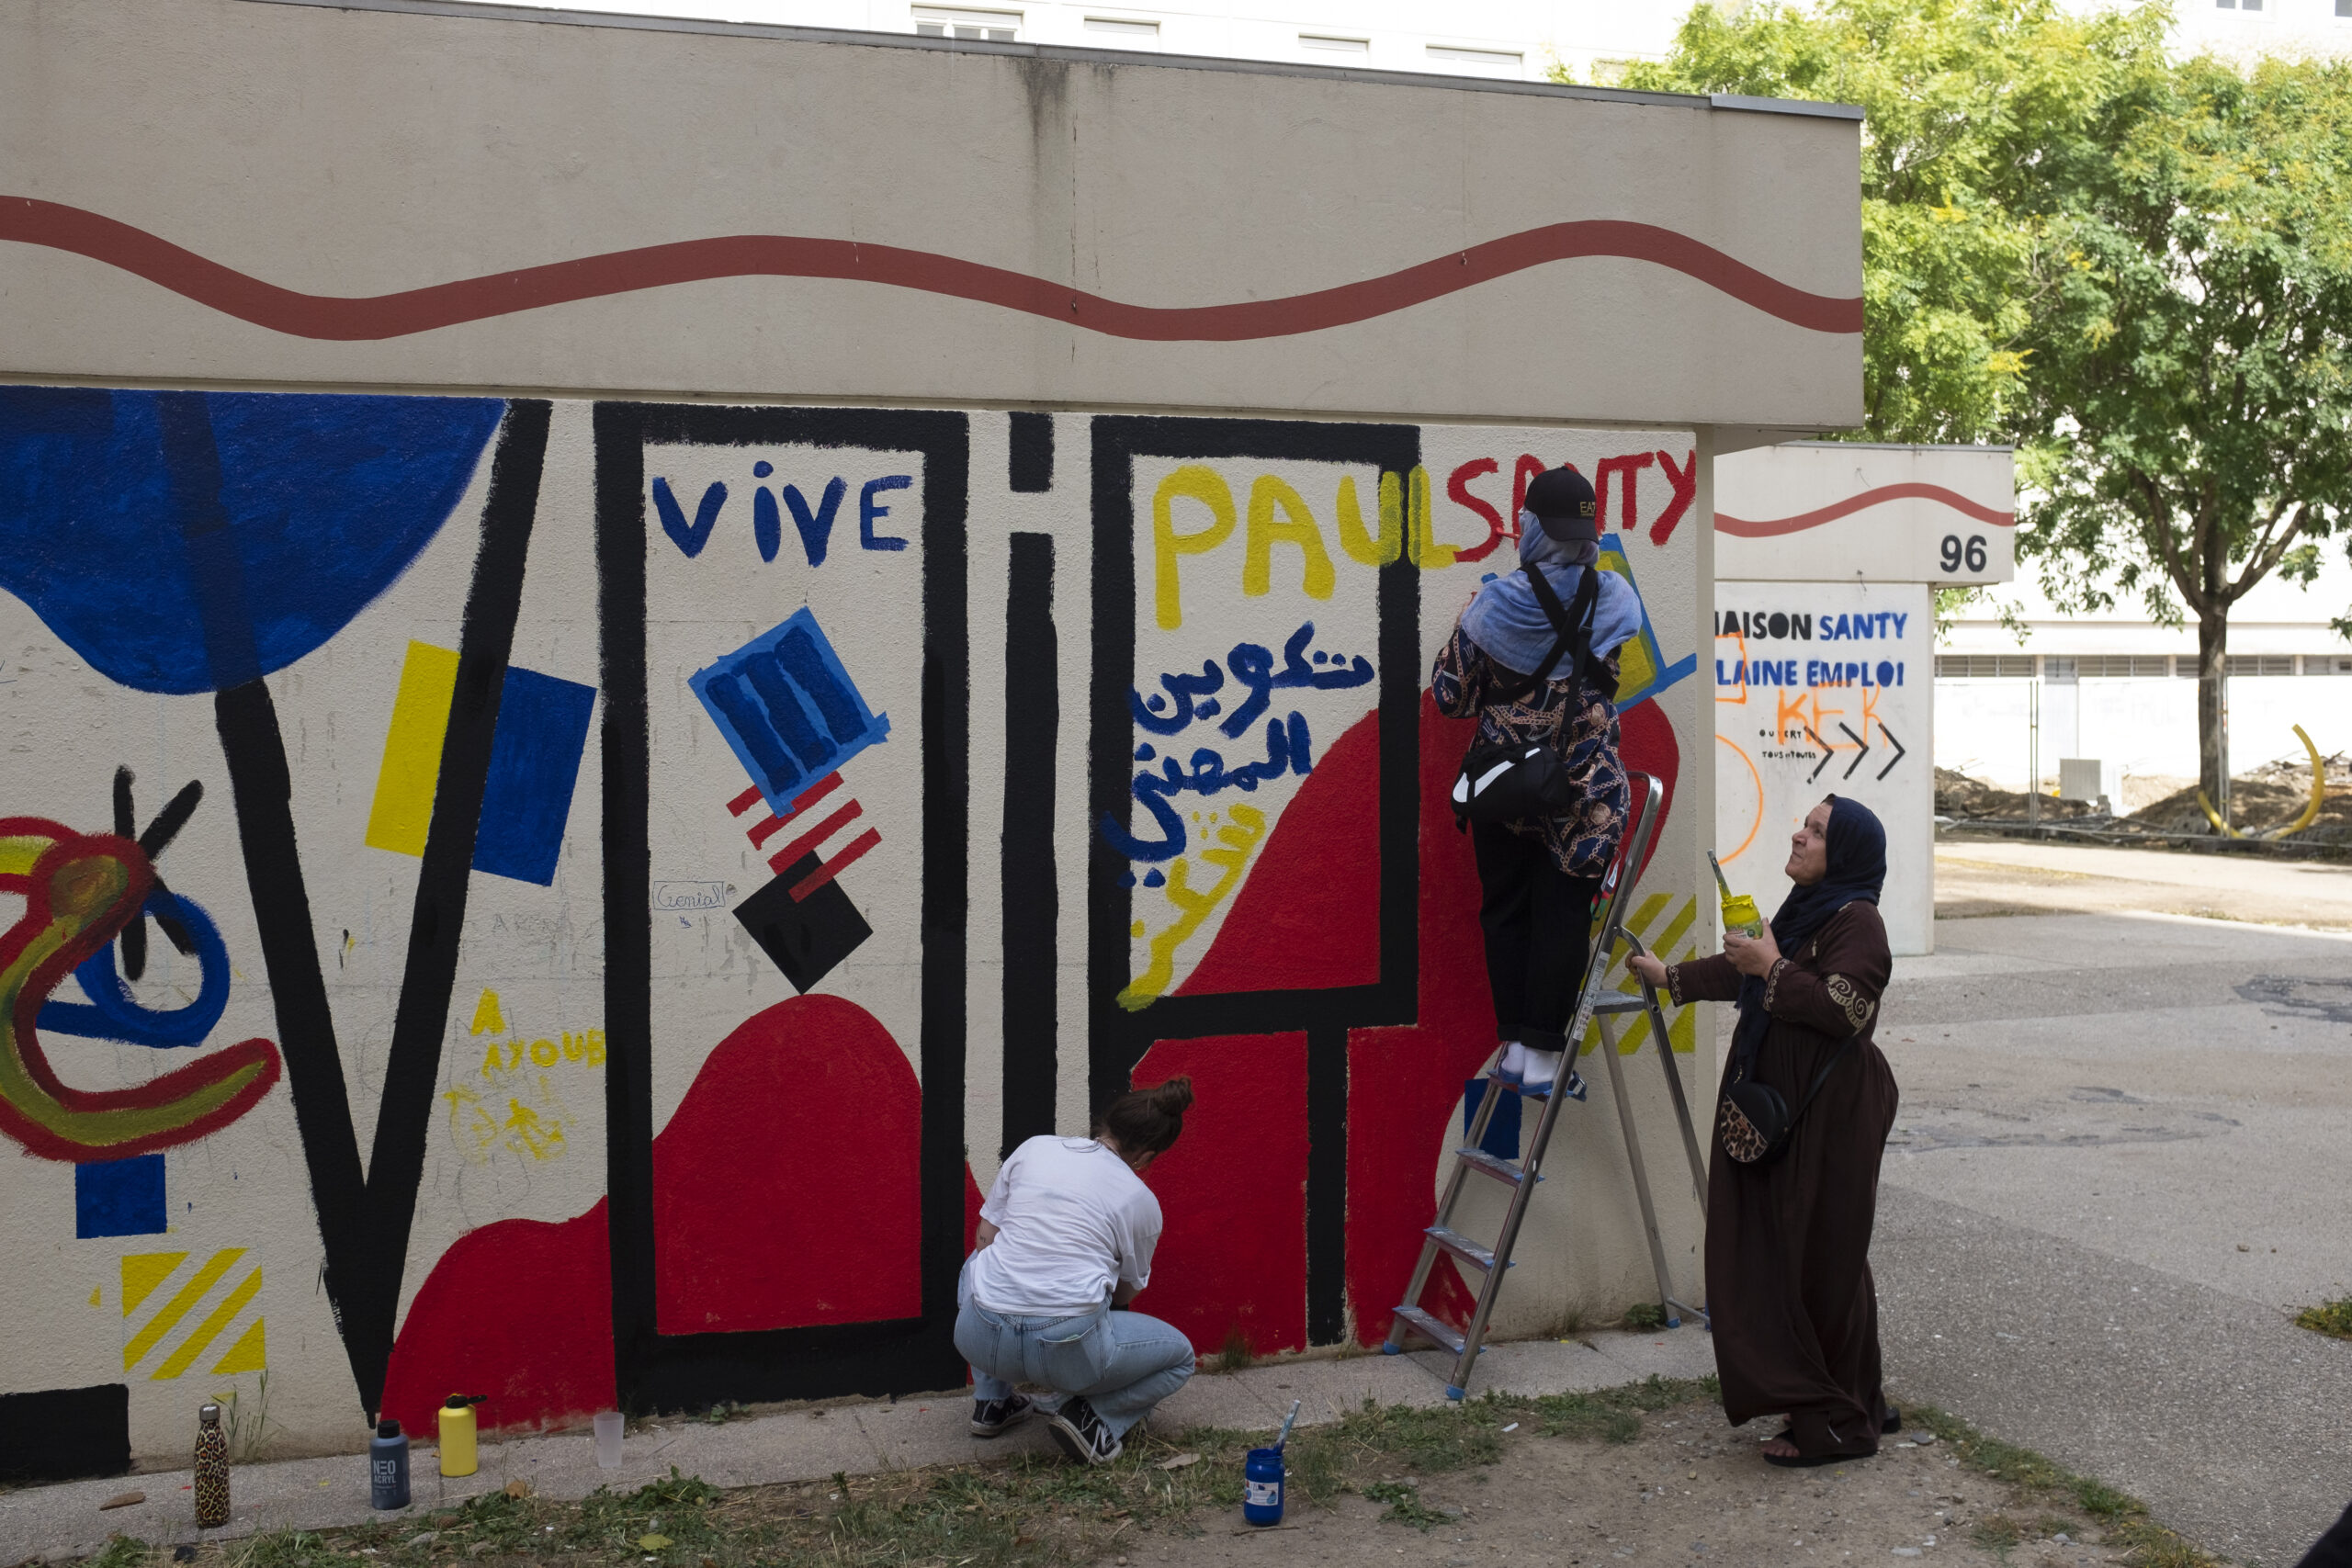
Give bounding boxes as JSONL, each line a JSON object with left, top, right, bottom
{"left": 0, "top": 0, "right": 1855, "bottom": 1475}
{"left": 0, "top": 0, "right": 1860, "bottom": 426}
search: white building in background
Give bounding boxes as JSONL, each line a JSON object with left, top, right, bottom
{"left": 489, "top": 0, "right": 2351, "bottom": 80}
{"left": 1934, "top": 553, "right": 2352, "bottom": 799}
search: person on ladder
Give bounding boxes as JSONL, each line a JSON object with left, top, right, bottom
{"left": 1431, "top": 465, "right": 1646, "bottom": 1098}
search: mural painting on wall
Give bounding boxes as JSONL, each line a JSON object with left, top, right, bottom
{"left": 0, "top": 389, "right": 1705, "bottom": 1472}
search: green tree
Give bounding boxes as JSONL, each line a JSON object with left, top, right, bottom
{"left": 1614, "top": 3, "right": 2352, "bottom": 818}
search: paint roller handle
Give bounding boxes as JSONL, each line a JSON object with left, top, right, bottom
{"left": 1270, "top": 1401, "right": 1307, "bottom": 1457}
{"left": 1705, "top": 850, "right": 1735, "bottom": 898}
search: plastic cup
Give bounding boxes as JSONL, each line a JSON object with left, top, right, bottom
{"left": 593, "top": 1411, "right": 624, "bottom": 1470}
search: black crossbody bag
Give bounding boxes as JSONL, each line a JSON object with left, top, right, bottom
{"left": 1448, "top": 564, "right": 1600, "bottom": 829}
{"left": 1716, "top": 1036, "right": 1860, "bottom": 1165}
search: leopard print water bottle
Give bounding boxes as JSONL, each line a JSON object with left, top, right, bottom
{"left": 194, "top": 1402, "right": 230, "bottom": 1528}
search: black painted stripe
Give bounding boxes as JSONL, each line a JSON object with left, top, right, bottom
{"left": 1001, "top": 532, "right": 1059, "bottom": 1156}
{"left": 1008, "top": 411, "right": 1054, "bottom": 493}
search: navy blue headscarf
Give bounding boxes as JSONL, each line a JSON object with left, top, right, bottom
{"left": 1730, "top": 795, "right": 1887, "bottom": 1076}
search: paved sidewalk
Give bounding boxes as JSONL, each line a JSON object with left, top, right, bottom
{"left": 0, "top": 1328, "right": 1715, "bottom": 1562}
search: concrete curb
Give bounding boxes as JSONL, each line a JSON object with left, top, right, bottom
{"left": 0, "top": 1327, "right": 1716, "bottom": 1561}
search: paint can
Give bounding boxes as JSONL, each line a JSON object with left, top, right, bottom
{"left": 438, "top": 1395, "right": 485, "bottom": 1478}
{"left": 1242, "top": 1447, "right": 1284, "bottom": 1527}
{"left": 369, "top": 1417, "right": 411, "bottom": 1510}
{"left": 1720, "top": 892, "right": 1764, "bottom": 940}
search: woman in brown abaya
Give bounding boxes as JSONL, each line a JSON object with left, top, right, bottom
{"left": 1629, "top": 795, "right": 1898, "bottom": 1466}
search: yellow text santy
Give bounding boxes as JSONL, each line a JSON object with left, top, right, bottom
{"left": 1153, "top": 466, "right": 1454, "bottom": 631}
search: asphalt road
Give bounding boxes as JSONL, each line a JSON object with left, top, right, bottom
{"left": 1862, "top": 844, "right": 2352, "bottom": 1565}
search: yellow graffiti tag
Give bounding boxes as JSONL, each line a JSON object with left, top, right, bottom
{"left": 1117, "top": 805, "right": 1268, "bottom": 1010}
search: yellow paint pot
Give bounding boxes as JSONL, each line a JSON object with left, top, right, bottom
{"left": 1720, "top": 894, "right": 1764, "bottom": 940}
{"left": 439, "top": 1395, "right": 482, "bottom": 1477}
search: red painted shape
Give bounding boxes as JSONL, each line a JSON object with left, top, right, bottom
{"left": 1616, "top": 700, "right": 1680, "bottom": 886}
{"left": 766, "top": 798, "right": 861, "bottom": 875}
{"left": 1178, "top": 708, "right": 1381, "bottom": 997}
{"left": 0, "top": 820, "right": 281, "bottom": 1163}
{"left": 790, "top": 827, "right": 880, "bottom": 901}
{"left": 1650, "top": 450, "right": 1697, "bottom": 547}
{"left": 1510, "top": 455, "right": 1550, "bottom": 528}
{"left": 1, "top": 197, "right": 1866, "bottom": 342}
{"left": 1445, "top": 459, "right": 1509, "bottom": 564}
{"left": 1716, "top": 481, "right": 2015, "bottom": 537}
{"left": 654, "top": 995, "right": 922, "bottom": 1332}
{"left": 1595, "top": 453, "right": 1656, "bottom": 534}
{"left": 380, "top": 1202, "right": 615, "bottom": 1438}
{"left": 1129, "top": 1034, "right": 1308, "bottom": 1357}
{"left": 727, "top": 784, "right": 765, "bottom": 818}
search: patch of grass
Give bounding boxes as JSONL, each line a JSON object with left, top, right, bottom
{"left": 1907, "top": 1404, "right": 2219, "bottom": 1568}
{"left": 1360, "top": 1482, "right": 1453, "bottom": 1530}
{"left": 1621, "top": 1302, "right": 1668, "bottom": 1332}
{"left": 2294, "top": 1297, "right": 2352, "bottom": 1339}
{"left": 697, "top": 1400, "right": 757, "bottom": 1425}
{"left": 1215, "top": 1326, "right": 1256, "bottom": 1372}
{"left": 87, "top": 1539, "right": 152, "bottom": 1568}
{"left": 1972, "top": 1513, "right": 2024, "bottom": 1562}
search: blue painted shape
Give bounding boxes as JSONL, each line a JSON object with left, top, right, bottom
{"left": 472, "top": 665, "right": 598, "bottom": 886}
{"left": 689, "top": 608, "right": 889, "bottom": 816}
{"left": 653, "top": 477, "right": 728, "bottom": 558}
{"left": 0, "top": 389, "right": 503, "bottom": 694}
{"left": 752, "top": 487, "right": 782, "bottom": 562}
{"left": 75, "top": 1154, "right": 166, "bottom": 1238}
{"left": 1463, "top": 1078, "right": 1521, "bottom": 1161}
{"left": 40, "top": 890, "right": 231, "bottom": 1047}
{"left": 784, "top": 479, "right": 846, "bottom": 567}
{"left": 860, "top": 475, "right": 912, "bottom": 550}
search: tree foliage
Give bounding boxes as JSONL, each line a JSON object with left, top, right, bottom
{"left": 1616, "top": 2, "right": 2352, "bottom": 806}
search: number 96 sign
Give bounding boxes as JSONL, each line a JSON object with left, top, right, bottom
{"left": 1939, "top": 533, "right": 1989, "bottom": 576}
{"left": 1713, "top": 446, "right": 2015, "bottom": 589}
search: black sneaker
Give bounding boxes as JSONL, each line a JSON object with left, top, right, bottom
{"left": 1043, "top": 1396, "right": 1123, "bottom": 1465}
{"left": 970, "top": 1393, "right": 1033, "bottom": 1438}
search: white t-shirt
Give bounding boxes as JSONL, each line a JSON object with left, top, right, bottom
{"left": 966, "top": 1136, "right": 1163, "bottom": 1315}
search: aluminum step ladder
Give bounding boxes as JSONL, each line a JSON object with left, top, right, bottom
{"left": 1382, "top": 772, "right": 1713, "bottom": 1399}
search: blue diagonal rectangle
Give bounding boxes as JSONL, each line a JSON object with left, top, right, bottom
{"left": 689, "top": 608, "right": 889, "bottom": 816}
{"left": 474, "top": 665, "right": 598, "bottom": 886}
{"left": 76, "top": 1154, "right": 165, "bottom": 1238}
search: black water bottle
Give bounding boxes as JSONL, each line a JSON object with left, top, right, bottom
{"left": 369, "top": 1417, "right": 410, "bottom": 1510}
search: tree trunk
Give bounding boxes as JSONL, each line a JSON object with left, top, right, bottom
{"left": 2197, "top": 608, "right": 2229, "bottom": 826}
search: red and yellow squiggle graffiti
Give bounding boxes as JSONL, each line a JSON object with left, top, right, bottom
{"left": 0, "top": 818, "right": 279, "bottom": 1162}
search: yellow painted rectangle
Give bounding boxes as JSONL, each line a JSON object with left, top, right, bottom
{"left": 366, "top": 642, "right": 461, "bottom": 858}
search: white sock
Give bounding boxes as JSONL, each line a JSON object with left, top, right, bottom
{"left": 1498, "top": 1042, "right": 1526, "bottom": 1077}
{"left": 1521, "top": 1047, "right": 1563, "bottom": 1088}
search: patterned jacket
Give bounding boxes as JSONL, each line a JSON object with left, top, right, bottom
{"left": 1430, "top": 619, "right": 1629, "bottom": 878}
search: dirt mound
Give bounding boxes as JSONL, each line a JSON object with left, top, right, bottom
{"left": 1934, "top": 767, "right": 2102, "bottom": 822}
{"left": 2129, "top": 748, "right": 2352, "bottom": 840}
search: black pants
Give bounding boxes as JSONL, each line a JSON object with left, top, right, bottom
{"left": 1472, "top": 819, "right": 1601, "bottom": 1053}
{"left": 2300, "top": 1500, "right": 2352, "bottom": 1568}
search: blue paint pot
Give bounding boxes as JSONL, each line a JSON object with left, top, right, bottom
{"left": 1243, "top": 1447, "right": 1284, "bottom": 1527}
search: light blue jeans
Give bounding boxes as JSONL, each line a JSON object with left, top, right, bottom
{"left": 955, "top": 1262, "right": 1196, "bottom": 1438}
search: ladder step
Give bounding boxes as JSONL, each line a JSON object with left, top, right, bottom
{"left": 1425, "top": 1224, "right": 1506, "bottom": 1272}
{"left": 1455, "top": 1147, "right": 1532, "bottom": 1186}
{"left": 1390, "top": 1304, "right": 1467, "bottom": 1357}
{"left": 1593, "top": 996, "right": 1647, "bottom": 1015}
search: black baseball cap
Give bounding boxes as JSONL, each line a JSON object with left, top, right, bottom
{"left": 1521, "top": 467, "right": 1600, "bottom": 543}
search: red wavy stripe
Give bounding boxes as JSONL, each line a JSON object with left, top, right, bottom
{"left": 1, "top": 196, "right": 1862, "bottom": 343}
{"left": 1716, "top": 481, "right": 2014, "bottom": 537}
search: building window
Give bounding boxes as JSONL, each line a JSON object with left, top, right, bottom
{"left": 2308, "top": 654, "right": 2352, "bottom": 674}
{"left": 1084, "top": 17, "right": 1159, "bottom": 39}
{"left": 2175, "top": 657, "right": 2200, "bottom": 677}
{"left": 915, "top": 6, "right": 1020, "bottom": 40}
{"left": 1427, "top": 44, "right": 1523, "bottom": 69}
{"left": 1300, "top": 34, "right": 1370, "bottom": 54}
{"left": 2225, "top": 655, "right": 2297, "bottom": 677}
{"left": 2075, "top": 655, "right": 2173, "bottom": 678}
{"left": 2041, "top": 657, "right": 2078, "bottom": 683}
{"left": 1935, "top": 655, "right": 2036, "bottom": 678}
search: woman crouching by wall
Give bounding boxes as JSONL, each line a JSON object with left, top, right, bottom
{"left": 1630, "top": 796, "right": 1898, "bottom": 1467}
{"left": 956, "top": 1079, "right": 1198, "bottom": 1466}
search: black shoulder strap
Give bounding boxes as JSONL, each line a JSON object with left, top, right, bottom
{"left": 1487, "top": 565, "right": 1600, "bottom": 701}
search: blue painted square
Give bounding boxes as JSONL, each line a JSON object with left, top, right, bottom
{"left": 689, "top": 608, "right": 889, "bottom": 815}
{"left": 473, "top": 665, "right": 598, "bottom": 886}
{"left": 75, "top": 1155, "right": 165, "bottom": 1238}
{"left": 1462, "top": 1079, "right": 1521, "bottom": 1162}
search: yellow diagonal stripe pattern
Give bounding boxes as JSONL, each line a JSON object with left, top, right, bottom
{"left": 152, "top": 1267, "right": 262, "bottom": 1381}
{"left": 123, "top": 1249, "right": 243, "bottom": 1371}
{"left": 366, "top": 641, "right": 462, "bottom": 858}
{"left": 119, "top": 1248, "right": 264, "bottom": 1379}
{"left": 1579, "top": 894, "right": 1706, "bottom": 1057}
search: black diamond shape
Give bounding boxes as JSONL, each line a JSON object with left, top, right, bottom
{"left": 732, "top": 852, "right": 872, "bottom": 994}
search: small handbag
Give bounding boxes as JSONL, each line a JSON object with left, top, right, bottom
{"left": 1716, "top": 1036, "right": 1860, "bottom": 1165}
{"left": 1449, "top": 565, "right": 1600, "bottom": 829}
